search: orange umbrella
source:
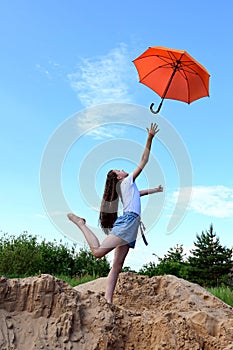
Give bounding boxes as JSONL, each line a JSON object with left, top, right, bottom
{"left": 133, "top": 46, "right": 210, "bottom": 114}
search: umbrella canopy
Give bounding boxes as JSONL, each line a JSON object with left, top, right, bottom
{"left": 133, "top": 46, "right": 210, "bottom": 114}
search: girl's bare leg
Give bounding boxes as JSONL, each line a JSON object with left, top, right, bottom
{"left": 67, "top": 213, "right": 100, "bottom": 250}
{"left": 105, "top": 244, "right": 129, "bottom": 303}
{"left": 67, "top": 213, "right": 126, "bottom": 258}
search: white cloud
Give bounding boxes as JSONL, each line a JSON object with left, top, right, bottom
{"left": 35, "top": 211, "right": 66, "bottom": 219}
{"left": 74, "top": 103, "right": 136, "bottom": 135}
{"left": 35, "top": 213, "right": 47, "bottom": 219}
{"left": 172, "top": 185, "right": 233, "bottom": 218}
{"left": 67, "top": 43, "right": 135, "bottom": 107}
{"left": 67, "top": 45, "right": 140, "bottom": 140}
{"left": 36, "top": 61, "right": 63, "bottom": 80}
{"left": 86, "top": 125, "right": 126, "bottom": 140}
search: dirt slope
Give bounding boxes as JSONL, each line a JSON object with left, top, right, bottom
{"left": 0, "top": 272, "right": 233, "bottom": 349}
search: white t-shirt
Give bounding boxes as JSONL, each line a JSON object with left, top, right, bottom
{"left": 120, "top": 172, "right": 141, "bottom": 215}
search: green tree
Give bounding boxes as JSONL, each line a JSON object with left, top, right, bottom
{"left": 0, "top": 232, "right": 41, "bottom": 276}
{"left": 139, "top": 245, "right": 189, "bottom": 279}
{"left": 187, "top": 224, "right": 232, "bottom": 286}
{"left": 161, "top": 244, "right": 186, "bottom": 263}
{"left": 38, "top": 239, "right": 74, "bottom": 276}
{"left": 73, "top": 247, "right": 110, "bottom": 277}
{"left": 139, "top": 261, "right": 157, "bottom": 277}
{"left": 153, "top": 261, "right": 189, "bottom": 279}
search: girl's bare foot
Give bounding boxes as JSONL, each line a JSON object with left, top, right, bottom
{"left": 67, "top": 213, "right": 86, "bottom": 226}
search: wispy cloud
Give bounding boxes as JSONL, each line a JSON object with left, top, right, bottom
{"left": 35, "top": 213, "right": 47, "bottom": 219}
{"left": 36, "top": 63, "right": 51, "bottom": 79}
{"left": 172, "top": 185, "right": 233, "bottom": 218}
{"left": 35, "top": 211, "right": 66, "bottom": 219}
{"left": 36, "top": 60, "right": 64, "bottom": 80}
{"left": 86, "top": 125, "right": 126, "bottom": 140}
{"left": 67, "top": 44, "right": 137, "bottom": 139}
{"left": 67, "top": 43, "right": 135, "bottom": 107}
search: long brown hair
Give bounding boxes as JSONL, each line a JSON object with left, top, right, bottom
{"left": 99, "top": 170, "right": 121, "bottom": 234}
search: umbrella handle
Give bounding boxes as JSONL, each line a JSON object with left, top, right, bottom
{"left": 150, "top": 101, "right": 163, "bottom": 114}
{"left": 150, "top": 62, "right": 179, "bottom": 115}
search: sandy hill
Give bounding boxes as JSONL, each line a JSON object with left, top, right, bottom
{"left": 0, "top": 272, "right": 233, "bottom": 350}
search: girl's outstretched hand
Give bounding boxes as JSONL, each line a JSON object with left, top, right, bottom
{"left": 155, "top": 185, "right": 163, "bottom": 193}
{"left": 146, "top": 122, "right": 159, "bottom": 137}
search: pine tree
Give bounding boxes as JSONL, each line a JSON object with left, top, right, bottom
{"left": 161, "top": 244, "right": 185, "bottom": 263}
{"left": 187, "top": 224, "right": 232, "bottom": 286}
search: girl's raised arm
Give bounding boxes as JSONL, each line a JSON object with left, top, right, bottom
{"left": 133, "top": 123, "right": 159, "bottom": 181}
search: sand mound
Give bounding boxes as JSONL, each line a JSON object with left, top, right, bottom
{"left": 0, "top": 273, "right": 233, "bottom": 350}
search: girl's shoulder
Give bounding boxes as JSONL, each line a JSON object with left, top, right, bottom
{"left": 121, "top": 172, "right": 133, "bottom": 186}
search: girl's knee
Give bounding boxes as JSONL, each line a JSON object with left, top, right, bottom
{"left": 92, "top": 248, "right": 105, "bottom": 259}
{"left": 92, "top": 245, "right": 114, "bottom": 259}
{"left": 94, "top": 252, "right": 104, "bottom": 259}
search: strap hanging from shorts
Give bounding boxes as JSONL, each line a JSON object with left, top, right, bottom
{"left": 139, "top": 221, "right": 148, "bottom": 246}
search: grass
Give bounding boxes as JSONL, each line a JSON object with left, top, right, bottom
{"left": 206, "top": 286, "right": 233, "bottom": 307}
{"left": 56, "top": 274, "right": 98, "bottom": 287}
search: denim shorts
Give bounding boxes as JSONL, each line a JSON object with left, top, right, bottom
{"left": 110, "top": 212, "right": 140, "bottom": 249}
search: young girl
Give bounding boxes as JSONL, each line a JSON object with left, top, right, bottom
{"left": 68, "top": 122, "right": 163, "bottom": 303}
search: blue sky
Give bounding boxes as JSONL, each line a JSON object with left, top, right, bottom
{"left": 1, "top": 1, "right": 233, "bottom": 271}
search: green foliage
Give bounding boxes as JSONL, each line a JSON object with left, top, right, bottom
{"left": 161, "top": 244, "right": 186, "bottom": 263}
{"left": 56, "top": 274, "right": 98, "bottom": 287}
{"left": 139, "top": 229, "right": 233, "bottom": 288}
{"left": 153, "top": 261, "right": 189, "bottom": 279}
{"left": 38, "top": 239, "right": 75, "bottom": 276}
{"left": 122, "top": 266, "right": 137, "bottom": 273}
{"left": 0, "top": 232, "right": 110, "bottom": 278}
{"left": 73, "top": 247, "right": 110, "bottom": 277}
{"left": 206, "top": 286, "right": 233, "bottom": 307}
{"left": 139, "top": 244, "right": 189, "bottom": 278}
{"left": 139, "top": 261, "right": 157, "bottom": 277}
{"left": 187, "top": 224, "right": 232, "bottom": 287}
{"left": 0, "top": 232, "right": 41, "bottom": 276}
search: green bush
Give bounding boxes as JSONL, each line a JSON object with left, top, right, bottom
{"left": 0, "top": 233, "right": 40, "bottom": 276}
{"left": 0, "top": 232, "right": 110, "bottom": 278}
{"left": 74, "top": 247, "right": 110, "bottom": 277}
